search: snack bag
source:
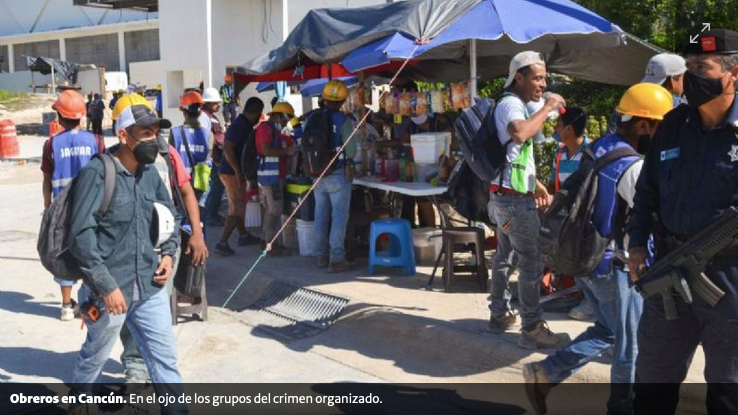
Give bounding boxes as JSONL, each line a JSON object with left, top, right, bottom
{"left": 415, "top": 92, "right": 428, "bottom": 116}
{"left": 441, "top": 88, "right": 453, "bottom": 111}
{"left": 451, "top": 82, "right": 471, "bottom": 109}
{"left": 399, "top": 92, "right": 413, "bottom": 116}
{"left": 385, "top": 91, "right": 398, "bottom": 114}
{"left": 430, "top": 90, "right": 444, "bottom": 114}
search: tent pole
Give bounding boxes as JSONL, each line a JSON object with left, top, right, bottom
{"left": 470, "top": 39, "right": 478, "bottom": 99}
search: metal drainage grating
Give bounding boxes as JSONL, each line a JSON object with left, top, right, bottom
{"left": 236, "top": 281, "right": 349, "bottom": 341}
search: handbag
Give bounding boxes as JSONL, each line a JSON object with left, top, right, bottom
{"left": 162, "top": 148, "right": 207, "bottom": 297}
{"left": 173, "top": 226, "right": 206, "bottom": 297}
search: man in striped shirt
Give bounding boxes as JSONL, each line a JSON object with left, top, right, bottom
{"left": 550, "top": 106, "right": 595, "bottom": 321}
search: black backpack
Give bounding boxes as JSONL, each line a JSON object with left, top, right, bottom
{"left": 446, "top": 159, "right": 494, "bottom": 226}
{"left": 538, "top": 146, "right": 639, "bottom": 276}
{"left": 37, "top": 154, "right": 116, "bottom": 281}
{"left": 455, "top": 96, "right": 513, "bottom": 184}
{"left": 236, "top": 116, "right": 259, "bottom": 181}
{"left": 301, "top": 109, "right": 337, "bottom": 176}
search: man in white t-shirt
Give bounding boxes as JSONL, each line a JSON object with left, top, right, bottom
{"left": 487, "top": 51, "right": 571, "bottom": 350}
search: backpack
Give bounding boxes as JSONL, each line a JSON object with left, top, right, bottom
{"left": 446, "top": 159, "right": 494, "bottom": 226}
{"left": 301, "top": 109, "right": 337, "bottom": 176}
{"left": 454, "top": 96, "right": 513, "bottom": 184}
{"left": 237, "top": 116, "right": 259, "bottom": 181}
{"left": 37, "top": 153, "right": 116, "bottom": 281}
{"left": 538, "top": 146, "right": 639, "bottom": 276}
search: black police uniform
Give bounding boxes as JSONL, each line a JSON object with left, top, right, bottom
{"left": 627, "top": 30, "right": 738, "bottom": 415}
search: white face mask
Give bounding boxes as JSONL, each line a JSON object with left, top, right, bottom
{"left": 411, "top": 115, "right": 428, "bottom": 125}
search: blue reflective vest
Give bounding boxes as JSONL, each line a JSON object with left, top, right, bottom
{"left": 50, "top": 129, "right": 99, "bottom": 197}
{"left": 171, "top": 125, "right": 210, "bottom": 174}
{"left": 257, "top": 124, "right": 281, "bottom": 186}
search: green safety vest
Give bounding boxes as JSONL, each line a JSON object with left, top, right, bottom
{"left": 499, "top": 93, "right": 536, "bottom": 194}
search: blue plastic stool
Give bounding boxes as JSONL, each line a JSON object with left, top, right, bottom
{"left": 368, "top": 218, "right": 416, "bottom": 276}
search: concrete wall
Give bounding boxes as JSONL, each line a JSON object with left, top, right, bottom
{"left": 66, "top": 33, "right": 120, "bottom": 71}
{"left": 13, "top": 39, "right": 60, "bottom": 71}
{"left": 0, "top": 70, "right": 57, "bottom": 93}
{"left": 129, "top": 60, "right": 163, "bottom": 90}
{"left": 124, "top": 29, "right": 160, "bottom": 70}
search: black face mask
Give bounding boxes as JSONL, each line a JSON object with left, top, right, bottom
{"left": 131, "top": 139, "right": 160, "bottom": 164}
{"left": 683, "top": 70, "right": 725, "bottom": 108}
{"left": 636, "top": 135, "right": 651, "bottom": 155}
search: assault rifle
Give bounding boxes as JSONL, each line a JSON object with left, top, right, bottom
{"left": 634, "top": 207, "right": 738, "bottom": 320}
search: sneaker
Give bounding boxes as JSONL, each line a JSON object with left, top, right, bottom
{"left": 61, "top": 300, "right": 76, "bottom": 321}
{"left": 238, "top": 234, "right": 260, "bottom": 246}
{"left": 523, "top": 362, "right": 553, "bottom": 415}
{"left": 488, "top": 310, "right": 516, "bottom": 334}
{"left": 519, "top": 321, "right": 571, "bottom": 350}
{"left": 317, "top": 257, "right": 329, "bottom": 268}
{"left": 214, "top": 242, "right": 235, "bottom": 256}
{"left": 327, "top": 260, "right": 354, "bottom": 273}
{"left": 568, "top": 298, "right": 594, "bottom": 321}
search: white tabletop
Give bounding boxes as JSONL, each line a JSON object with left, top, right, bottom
{"left": 353, "top": 177, "right": 448, "bottom": 197}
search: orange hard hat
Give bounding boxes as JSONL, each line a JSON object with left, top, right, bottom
{"left": 180, "top": 90, "right": 204, "bottom": 107}
{"left": 52, "top": 90, "right": 86, "bottom": 120}
{"left": 225, "top": 74, "right": 232, "bottom": 83}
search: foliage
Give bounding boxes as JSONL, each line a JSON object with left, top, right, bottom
{"left": 0, "top": 90, "right": 21, "bottom": 103}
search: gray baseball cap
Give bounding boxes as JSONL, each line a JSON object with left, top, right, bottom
{"left": 641, "top": 53, "right": 687, "bottom": 85}
{"left": 504, "top": 51, "right": 546, "bottom": 88}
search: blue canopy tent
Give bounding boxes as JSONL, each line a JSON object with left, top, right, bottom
{"left": 256, "top": 76, "right": 359, "bottom": 98}
{"left": 341, "top": 0, "right": 662, "bottom": 90}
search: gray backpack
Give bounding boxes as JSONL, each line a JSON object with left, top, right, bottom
{"left": 37, "top": 154, "right": 116, "bottom": 281}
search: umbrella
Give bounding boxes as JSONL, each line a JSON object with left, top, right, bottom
{"left": 237, "top": 0, "right": 479, "bottom": 77}
{"left": 255, "top": 76, "right": 358, "bottom": 98}
{"left": 342, "top": 0, "right": 662, "bottom": 86}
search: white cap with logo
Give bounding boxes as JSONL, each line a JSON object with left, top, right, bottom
{"left": 641, "top": 53, "right": 687, "bottom": 85}
{"left": 504, "top": 51, "right": 546, "bottom": 88}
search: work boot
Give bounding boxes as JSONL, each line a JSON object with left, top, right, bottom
{"left": 523, "top": 362, "right": 553, "bottom": 415}
{"left": 488, "top": 310, "right": 516, "bottom": 334}
{"left": 317, "top": 257, "right": 329, "bottom": 268}
{"left": 214, "top": 242, "right": 235, "bottom": 256}
{"left": 519, "top": 321, "right": 571, "bottom": 350}
{"left": 327, "top": 260, "right": 354, "bottom": 273}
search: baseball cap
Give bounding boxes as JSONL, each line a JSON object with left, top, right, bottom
{"left": 641, "top": 53, "right": 687, "bottom": 84}
{"left": 117, "top": 104, "right": 172, "bottom": 134}
{"left": 683, "top": 29, "right": 738, "bottom": 56}
{"left": 504, "top": 51, "right": 546, "bottom": 88}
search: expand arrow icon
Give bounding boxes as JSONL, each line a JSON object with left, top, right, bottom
{"left": 690, "top": 23, "right": 712, "bottom": 43}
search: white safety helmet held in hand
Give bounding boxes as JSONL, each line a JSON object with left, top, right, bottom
{"left": 202, "top": 87, "right": 222, "bottom": 103}
{"left": 152, "top": 202, "right": 177, "bottom": 248}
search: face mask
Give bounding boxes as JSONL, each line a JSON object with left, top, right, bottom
{"left": 552, "top": 131, "right": 562, "bottom": 143}
{"left": 131, "top": 139, "right": 160, "bottom": 164}
{"left": 683, "top": 70, "right": 725, "bottom": 108}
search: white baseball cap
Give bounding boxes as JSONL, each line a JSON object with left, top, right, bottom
{"left": 641, "top": 53, "right": 687, "bottom": 85}
{"left": 117, "top": 104, "right": 171, "bottom": 134}
{"left": 504, "top": 51, "right": 546, "bottom": 88}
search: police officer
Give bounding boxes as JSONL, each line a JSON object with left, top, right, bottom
{"left": 628, "top": 29, "right": 738, "bottom": 414}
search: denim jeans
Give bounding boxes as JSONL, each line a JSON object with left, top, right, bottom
{"left": 72, "top": 284, "right": 187, "bottom": 414}
{"left": 314, "top": 172, "right": 352, "bottom": 262}
{"left": 540, "top": 265, "right": 643, "bottom": 415}
{"left": 204, "top": 165, "right": 225, "bottom": 222}
{"left": 488, "top": 193, "right": 542, "bottom": 328}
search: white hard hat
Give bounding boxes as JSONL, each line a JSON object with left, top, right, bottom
{"left": 152, "top": 202, "right": 177, "bottom": 248}
{"left": 202, "top": 87, "right": 222, "bottom": 103}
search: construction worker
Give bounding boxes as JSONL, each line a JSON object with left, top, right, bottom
{"left": 306, "top": 80, "right": 357, "bottom": 272}
{"left": 155, "top": 84, "right": 163, "bottom": 117}
{"left": 220, "top": 74, "right": 238, "bottom": 126}
{"left": 41, "top": 90, "right": 105, "bottom": 321}
{"left": 169, "top": 90, "right": 212, "bottom": 202}
{"left": 524, "top": 83, "right": 674, "bottom": 415}
{"left": 202, "top": 87, "right": 227, "bottom": 226}
{"left": 109, "top": 90, "right": 123, "bottom": 134}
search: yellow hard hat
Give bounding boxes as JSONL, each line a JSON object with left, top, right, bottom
{"left": 268, "top": 101, "right": 295, "bottom": 117}
{"left": 112, "top": 93, "right": 153, "bottom": 122}
{"left": 616, "top": 83, "right": 674, "bottom": 121}
{"left": 322, "top": 80, "right": 348, "bottom": 102}
{"left": 289, "top": 117, "right": 301, "bottom": 128}
{"left": 156, "top": 84, "right": 162, "bottom": 91}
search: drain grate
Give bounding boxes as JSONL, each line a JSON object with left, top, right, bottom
{"left": 235, "top": 281, "right": 349, "bottom": 341}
